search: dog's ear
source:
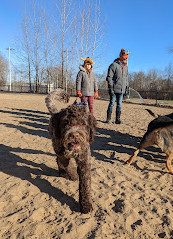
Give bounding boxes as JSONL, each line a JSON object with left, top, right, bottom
{"left": 88, "top": 114, "right": 97, "bottom": 143}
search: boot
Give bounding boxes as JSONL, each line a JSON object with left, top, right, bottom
{"left": 115, "top": 111, "right": 121, "bottom": 124}
{"left": 106, "top": 110, "right": 112, "bottom": 123}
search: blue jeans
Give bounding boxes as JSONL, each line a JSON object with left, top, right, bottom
{"left": 107, "top": 93, "right": 123, "bottom": 113}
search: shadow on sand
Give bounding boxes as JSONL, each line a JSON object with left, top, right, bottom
{"left": 0, "top": 144, "right": 80, "bottom": 212}
{"left": 0, "top": 107, "right": 167, "bottom": 211}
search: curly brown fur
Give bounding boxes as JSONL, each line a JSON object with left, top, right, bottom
{"left": 45, "top": 88, "right": 70, "bottom": 115}
{"left": 46, "top": 89, "right": 97, "bottom": 213}
{"left": 126, "top": 110, "right": 173, "bottom": 174}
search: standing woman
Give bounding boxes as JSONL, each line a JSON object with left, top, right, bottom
{"left": 76, "top": 57, "right": 98, "bottom": 114}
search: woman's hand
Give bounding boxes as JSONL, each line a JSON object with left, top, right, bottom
{"left": 76, "top": 90, "right": 82, "bottom": 98}
{"left": 94, "top": 91, "right": 98, "bottom": 99}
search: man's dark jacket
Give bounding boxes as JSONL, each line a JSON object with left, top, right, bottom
{"left": 106, "top": 58, "right": 129, "bottom": 94}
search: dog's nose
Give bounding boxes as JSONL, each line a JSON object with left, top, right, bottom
{"left": 73, "top": 133, "right": 79, "bottom": 139}
{"left": 68, "top": 132, "right": 79, "bottom": 140}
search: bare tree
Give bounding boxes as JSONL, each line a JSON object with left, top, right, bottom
{"left": 73, "top": 0, "right": 105, "bottom": 66}
{"left": 168, "top": 46, "right": 173, "bottom": 54}
{"left": 91, "top": 0, "right": 105, "bottom": 59}
{"left": 22, "top": 15, "right": 32, "bottom": 91}
{"left": 14, "top": 0, "right": 105, "bottom": 93}
{"left": 13, "top": 13, "right": 32, "bottom": 91}
{"left": 15, "top": 1, "right": 41, "bottom": 92}
{"left": 54, "top": 0, "right": 73, "bottom": 88}
{"left": 15, "top": 0, "right": 53, "bottom": 92}
{"left": 0, "top": 53, "right": 8, "bottom": 86}
{"left": 163, "top": 63, "right": 173, "bottom": 91}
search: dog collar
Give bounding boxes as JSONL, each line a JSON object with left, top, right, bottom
{"left": 73, "top": 99, "right": 88, "bottom": 106}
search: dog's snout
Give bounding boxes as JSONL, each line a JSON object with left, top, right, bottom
{"left": 73, "top": 133, "right": 79, "bottom": 140}
{"left": 74, "top": 133, "right": 79, "bottom": 139}
{"left": 68, "top": 132, "right": 79, "bottom": 140}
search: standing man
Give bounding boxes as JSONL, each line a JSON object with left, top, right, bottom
{"left": 106, "top": 48, "right": 129, "bottom": 124}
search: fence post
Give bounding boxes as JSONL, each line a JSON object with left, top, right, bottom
{"left": 156, "top": 91, "right": 158, "bottom": 105}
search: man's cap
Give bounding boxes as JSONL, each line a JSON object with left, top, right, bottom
{"left": 119, "top": 48, "right": 129, "bottom": 60}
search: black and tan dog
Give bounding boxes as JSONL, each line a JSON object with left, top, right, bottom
{"left": 126, "top": 109, "right": 173, "bottom": 174}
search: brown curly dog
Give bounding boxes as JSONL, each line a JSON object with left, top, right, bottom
{"left": 45, "top": 89, "right": 97, "bottom": 213}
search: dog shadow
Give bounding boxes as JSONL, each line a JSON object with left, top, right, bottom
{"left": 0, "top": 144, "right": 80, "bottom": 212}
{"left": 0, "top": 107, "right": 167, "bottom": 187}
{"left": 0, "top": 108, "right": 49, "bottom": 138}
{"left": 9, "top": 107, "right": 50, "bottom": 116}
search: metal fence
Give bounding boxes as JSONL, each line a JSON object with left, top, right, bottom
{"left": 0, "top": 84, "right": 77, "bottom": 95}
{"left": 0, "top": 85, "right": 172, "bottom": 105}
{"left": 0, "top": 84, "right": 48, "bottom": 94}
{"left": 137, "top": 90, "right": 173, "bottom": 102}
{"left": 98, "top": 88, "right": 173, "bottom": 106}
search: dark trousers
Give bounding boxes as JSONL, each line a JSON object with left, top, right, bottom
{"left": 107, "top": 93, "right": 123, "bottom": 113}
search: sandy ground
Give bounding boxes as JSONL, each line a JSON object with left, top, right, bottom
{"left": 0, "top": 92, "right": 173, "bottom": 239}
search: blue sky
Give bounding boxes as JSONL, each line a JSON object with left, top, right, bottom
{"left": 101, "top": 0, "right": 173, "bottom": 73}
{"left": 1, "top": 0, "right": 173, "bottom": 75}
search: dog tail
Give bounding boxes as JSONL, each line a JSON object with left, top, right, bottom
{"left": 45, "top": 88, "right": 70, "bottom": 114}
{"left": 145, "top": 109, "right": 159, "bottom": 118}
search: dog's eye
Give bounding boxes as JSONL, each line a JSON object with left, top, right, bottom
{"left": 68, "top": 133, "right": 74, "bottom": 138}
{"left": 63, "top": 120, "right": 68, "bottom": 126}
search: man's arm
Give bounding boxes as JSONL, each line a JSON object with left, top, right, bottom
{"left": 106, "top": 64, "right": 116, "bottom": 95}
{"left": 124, "top": 67, "right": 129, "bottom": 96}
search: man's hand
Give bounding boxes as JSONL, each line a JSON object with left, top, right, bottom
{"left": 76, "top": 90, "right": 82, "bottom": 98}
{"left": 109, "top": 88, "right": 114, "bottom": 96}
{"left": 124, "top": 87, "right": 129, "bottom": 97}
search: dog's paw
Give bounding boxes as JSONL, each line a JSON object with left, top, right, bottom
{"left": 59, "top": 169, "right": 70, "bottom": 179}
{"left": 125, "top": 160, "right": 130, "bottom": 165}
{"left": 126, "top": 158, "right": 133, "bottom": 165}
{"left": 168, "top": 170, "right": 173, "bottom": 175}
{"left": 69, "top": 175, "right": 78, "bottom": 181}
{"left": 80, "top": 203, "right": 93, "bottom": 214}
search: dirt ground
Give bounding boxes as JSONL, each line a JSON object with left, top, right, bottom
{"left": 0, "top": 92, "right": 173, "bottom": 239}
